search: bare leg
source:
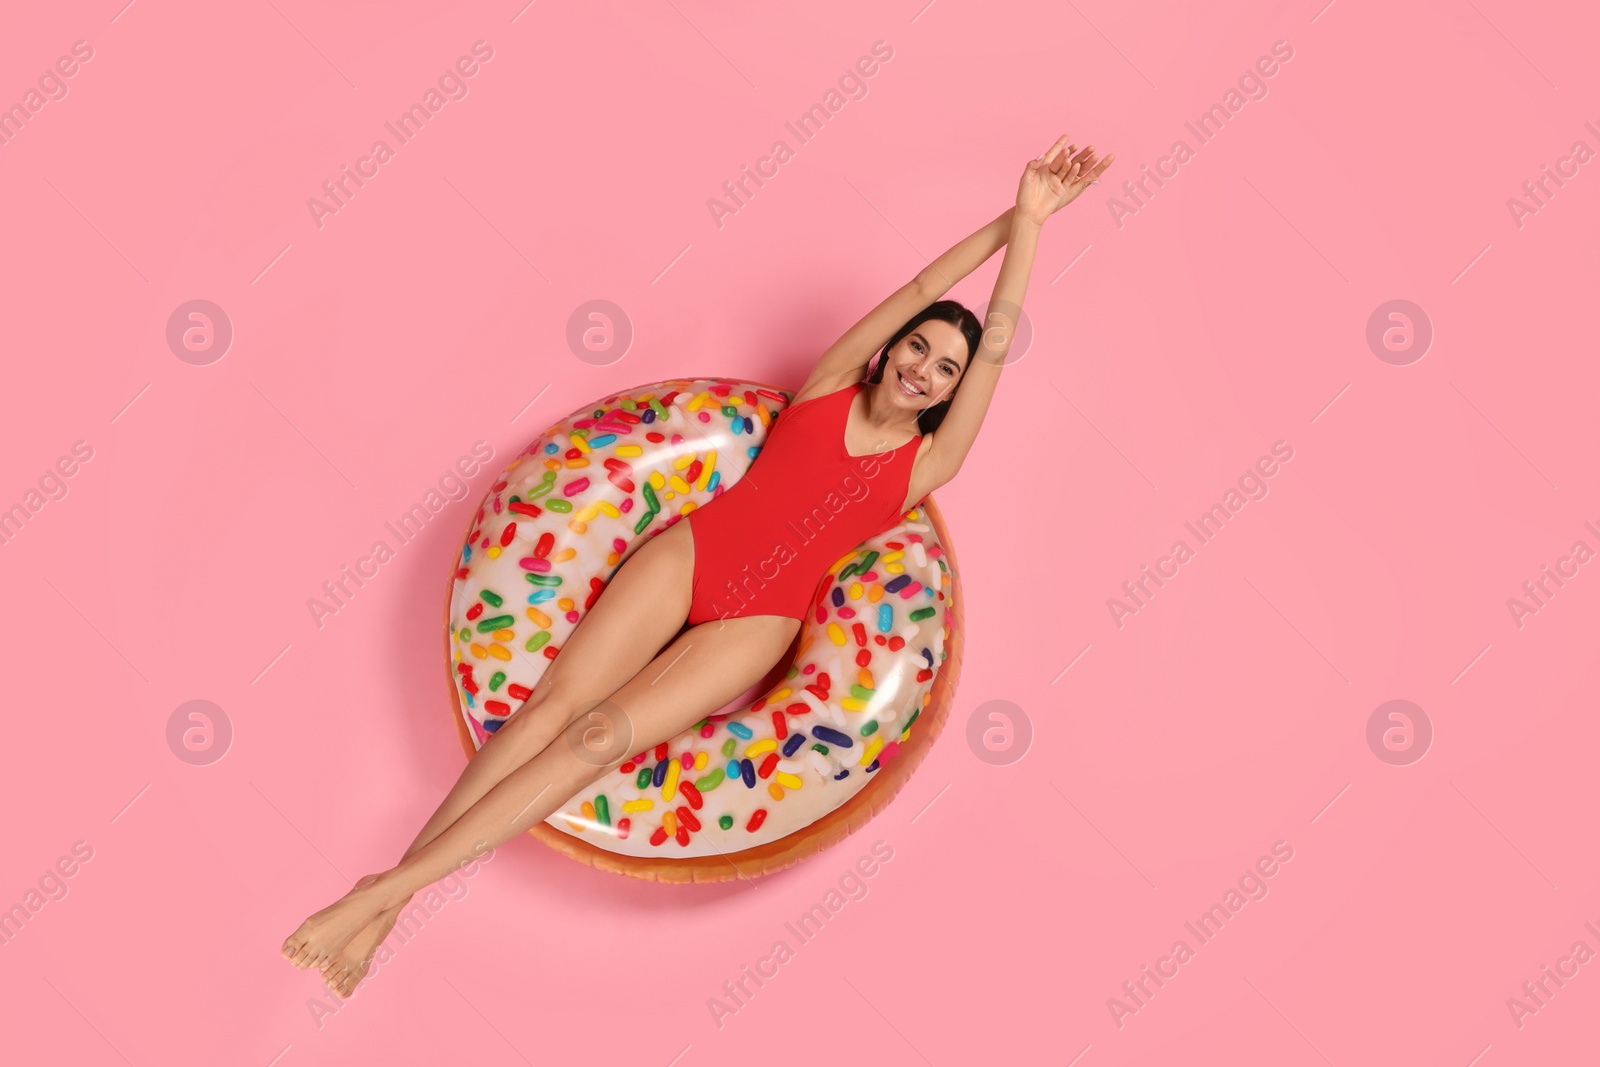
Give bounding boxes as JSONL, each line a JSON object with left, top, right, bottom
{"left": 283, "top": 613, "right": 800, "bottom": 972}
{"left": 291, "top": 524, "right": 696, "bottom": 983}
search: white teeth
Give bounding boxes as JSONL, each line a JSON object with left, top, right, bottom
{"left": 897, "top": 372, "right": 923, "bottom": 396}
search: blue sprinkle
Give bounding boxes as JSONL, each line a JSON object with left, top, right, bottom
{"left": 833, "top": 769, "right": 850, "bottom": 780}
{"left": 482, "top": 718, "right": 503, "bottom": 733}
{"left": 877, "top": 604, "right": 892, "bottom": 632}
{"left": 464, "top": 692, "right": 476, "bottom": 708}
{"left": 747, "top": 446, "right": 760, "bottom": 459}
{"left": 781, "top": 733, "right": 805, "bottom": 757}
{"left": 652, "top": 761, "right": 668, "bottom": 787}
{"left": 543, "top": 442, "right": 559, "bottom": 454}
{"left": 740, "top": 758, "right": 756, "bottom": 788}
{"left": 742, "top": 416, "right": 753, "bottom": 434}
{"left": 725, "top": 759, "right": 740, "bottom": 779}
{"left": 831, "top": 587, "right": 845, "bottom": 606}
{"left": 588, "top": 433, "right": 617, "bottom": 448}
{"left": 726, "top": 721, "right": 753, "bottom": 740}
{"left": 920, "top": 647, "right": 934, "bottom": 667}
{"left": 707, "top": 470, "right": 721, "bottom": 492}
{"left": 528, "top": 589, "right": 555, "bottom": 604}
{"left": 884, "top": 575, "right": 911, "bottom": 594}
{"left": 865, "top": 759, "right": 880, "bottom": 773}
{"left": 812, "top": 725, "right": 853, "bottom": 748}
{"left": 641, "top": 409, "right": 656, "bottom": 424}
{"left": 731, "top": 418, "right": 743, "bottom": 436}
{"left": 462, "top": 545, "right": 473, "bottom": 562}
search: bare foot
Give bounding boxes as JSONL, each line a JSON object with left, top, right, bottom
{"left": 280, "top": 877, "right": 388, "bottom": 971}
{"left": 321, "top": 902, "right": 406, "bottom": 999}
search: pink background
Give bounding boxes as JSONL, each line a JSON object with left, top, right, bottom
{"left": 2, "top": 0, "right": 1596, "bottom": 1063}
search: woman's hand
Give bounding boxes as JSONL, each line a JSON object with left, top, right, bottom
{"left": 1015, "top": 134, "right": 1115, "bottom": 226}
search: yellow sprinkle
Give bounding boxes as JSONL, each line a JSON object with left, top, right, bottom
{"left": 663, "top": 759, "right": 681, "bottom": 802}
{"left": 598, "top": 500, "right": 620, "bottom": 518}
{"left": 526, "top": 606, "right": 551, "bottom": 627}
{"left": 767, "top": 687, "right": 792, "bottom": 703}
{"left": 488, "top": 645, "right": 512, "bottom": 662}
{"left": 487, "top": 546, "right": 501, "bottom": 559}
{"left": 668, "top": 474, "right": 691, "bottom": 494}
{"left": 860, "top": 735, "right": 885, "bottom": 766}
{"left": 470, "top": 643, "right": 489, "bottom": 659}
{"left": 663, "top": 809, "right": 677, "bottom": 835}
{"left": 695, "top": 450, "right": 717, "bottom": 490}
{"left": 571, "top": 435, "right": 592, "bottom": 454}
{"left": 848, "top": 581, "right": 863, "bottom": 600}
{"left": 881, "top": 550, "right": 904, "bottom": 563}
{"left": 767, "top": 782, "right": 785, "bottom": 801}
{"left": 575, "top": 503, "right": 601, "bottom": 523}
{"left": 553, "top": 548, "right": 577, "bottom": 563}
{"left": 492, "top": 628, "right": 515, "bottom": 642}
{"left": 648, "top": 471, "right": 666, "bottom": 489}
{"left": 841, "top": 697, "right": 866, "bottom": 712}
{"left": 679, "top": 500, "right": 698, "bottom": 516}
{"left": 673, "top": 452, "right": 695, "bottom": 471}
{"left": 826, "top": 622, "right": 847, "bottom": 646}
{"left": 693, "top": 751, "right": 708, "bottom": 770}
{"left": 617, "top": 445, "right": 644, "bottom": 457}
{"left": 775, "top": 772, "right": 802, "bottom": 789}
{"left": 743, "top": 738, "right": 778, "bottom": 758}
{"left": 622, "top": 799, "right": 654, "bottom": 813}
{"left": 885, "top": 562, "right": 905, "bottom": 574}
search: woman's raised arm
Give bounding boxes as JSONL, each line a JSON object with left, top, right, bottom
{"left": 921, "top": 136, "right": 1114, "bottom": 476}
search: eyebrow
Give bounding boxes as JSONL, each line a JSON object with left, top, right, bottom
{"left": 911, "top": 331, "right": 959, "bottom": 367}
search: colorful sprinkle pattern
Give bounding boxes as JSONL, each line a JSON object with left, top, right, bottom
{"left": 447, "top": 377, "right": 955, "bottom": 858}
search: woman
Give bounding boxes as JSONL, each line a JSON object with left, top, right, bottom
{"left": 283, "top": 133, "right": 1114, "bottom": 997}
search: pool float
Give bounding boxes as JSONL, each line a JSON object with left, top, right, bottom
{"left": 442, "top": 376, "right": 964, "bottom": 882}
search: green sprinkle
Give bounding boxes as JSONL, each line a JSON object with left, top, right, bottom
{"left": 695, "top": 769, "right": 725, "bottom": 792}
{"left": 636, "top": 767, "right": 652, "bottom": 789}
{"left": 642, "top": 483, "right": 660, "bottom": 511}
{"left": 489, "top": 671, "right": 506, "bottom": 691}
{"left": 620, "top": 398, "right": 638, "bottom": 411}
{"left": 479, "top": 589, "right": 503, "bottom": 607}
{"left": 475, "top": 614, "right": 515, "bottom": 633}
{"left": 721, "top": 404, "right": 738, "bottom": 417}
{"left": 858, "top": 550, "right": 880, "bottom": 573}
{"left": 633, "top": 508, "right": 659, "bottom": 535}
{"left": 909, "top": 606, "right": 935, "bottom": 621}
{"left": 525, "top": 631, "right": 551, "bottom": 653}
{"left": 718, "top": 814, "right": 734, "bottom": 830}
{"left": 812, "top": 743, "right": 830, "bottom": 756}
{"left": 902, "top": 708, "right": 920, "bottom": 731}
{"left": 849, "top": 684, "right": 874, "bottom": 700}
{"left": 595, "top": 794, "right": 610, "bottom": 827}
{"left": 545, "top": 498, "right": 573, "bottom": 513}
{"left": 525, "top": 574, "right": 563, "bottom": 587}
{"left": 648, "top": 398, "right": 668, "bottom": 420}
{"left": 860, "top": 720, "right": 879, "bottom": 736}
{"left": 721, "top": 738, "right": 736, "bottom": 758}
{"left": 459, "top": 628, "right": 470, "bottom": 642}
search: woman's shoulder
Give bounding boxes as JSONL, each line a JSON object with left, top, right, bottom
{"left": 787, "top": 372, "right": 860, "bottom": 410}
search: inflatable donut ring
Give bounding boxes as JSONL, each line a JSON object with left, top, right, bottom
{"left": 443, "top": 376, "right": 964, "bottom": 882}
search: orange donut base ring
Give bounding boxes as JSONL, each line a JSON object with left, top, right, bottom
{"left": 442, "top": 496, "right": 964, "bottom": 884}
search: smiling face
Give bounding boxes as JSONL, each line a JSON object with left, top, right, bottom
{"left": 877, "top": 319, "right": 969, "bottom": 412}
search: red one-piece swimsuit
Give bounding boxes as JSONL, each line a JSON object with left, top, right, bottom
{"left": 682, "top": 380, "right": 922, "bottom": 625}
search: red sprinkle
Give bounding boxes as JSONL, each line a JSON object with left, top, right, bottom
{"left": 616, "top": 817, "right": 630, "bottom": 840}
{"left": 484, "top": 700, "right": 510, "bottom": 716}
{"left": 466, "top": 603, "right": 484, "bottom": 621}
{"left": 650, "top": 827, "right": 668, "bottom": 847}
{"left": 771, "top": 710, "right": 786, "bottom": 739}
{"left": 746, "top": 809, "right": 768, "bottom": 831}
{"left": 655, "top": 742, "right": 669, "bottom": 761}
{"left": 677, "top": 805, "right": 701, "bottom": 832}
{"left": 757, "top": 753, "right": 779, "bottom": 779}
{"left": 507, "top": 683, "right": 532, "bottom": 701}
{"left": 508, "top": 501, "right": 541, "bottom": 518}
{"left": 679, "top": 781, "right": 703, "bottom": 810}
{"left": 499, "top": 523, "right": 517, "bottom": 547}
{"left": 674, "top": 824, "right": 690, "bottom": 847}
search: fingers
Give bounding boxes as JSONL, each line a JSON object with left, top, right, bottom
{"left": 1038, "top": 133, "right": 1070, "bottom": 166}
